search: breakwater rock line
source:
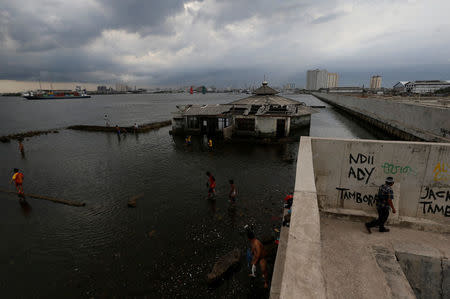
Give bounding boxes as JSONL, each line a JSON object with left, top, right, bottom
{"left": 0, "top": 120, "right": 171, "bottom": 143}
{"left": 67, "top": 120, "right": 171, "bottom": 133}
{"left": 0, "top": 129, "right": 59, "bottom": 143}
{"left": 0, "top": 188, "right": 85, "bottom": 207}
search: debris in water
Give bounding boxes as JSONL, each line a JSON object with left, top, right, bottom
{"left": 206, "top": 248, "right": 241, "bottom": 284}
{"left": 128, "top": 193, "right": 144, "bottom": 207}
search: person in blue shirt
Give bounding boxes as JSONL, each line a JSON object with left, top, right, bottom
{"left": 365, "top": 177, "right": 396, "bottom": 233}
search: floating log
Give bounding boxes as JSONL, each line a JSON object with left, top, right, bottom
{"left": 67, "top": 120, "right": 171, "bottom": 133}
{"left": 0, "top": 129, "right": 59, "bottom": 143}
{"left": 128, "top": 193, "right": 144, "bottom": 207}
{"left": 309, "top": 105, "right": 326, "bottom": 108}
{"left": 0, "top": 188, "right": 85, "bottom": 207}
{"left": 206, "top": 248, "right": 241, "bottom": 284}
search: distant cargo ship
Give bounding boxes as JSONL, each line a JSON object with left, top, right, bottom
{"left": 23, "top": 87, "right": 91, "bottom": 100}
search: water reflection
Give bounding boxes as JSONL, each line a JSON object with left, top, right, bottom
{"left": 19, "top": 198, "right": 32, "bottom": 217}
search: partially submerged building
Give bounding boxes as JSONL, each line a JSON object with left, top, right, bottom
{"left": 171, "top": 81, "right": 315, "bottom": 139}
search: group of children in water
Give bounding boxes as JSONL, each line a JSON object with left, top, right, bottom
{"left": 185, "top": 135, "right": 213, "bottom": 149}
{"left": 206, "top": 171, "right": 237, "bottom": 203}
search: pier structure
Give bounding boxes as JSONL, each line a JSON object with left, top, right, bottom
{"left": 271, "top": 137, "right": 449, "bottom": 298}
{"left": 312, "top": 93, "right": 450, "bottom": 143}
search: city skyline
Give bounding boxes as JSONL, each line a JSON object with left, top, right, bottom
{"left": 1, "top": 0, "right": 449, "bottom": 91}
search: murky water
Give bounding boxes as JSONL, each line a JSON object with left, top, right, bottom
{"left": 0, "top": 93, "right": 383, "bottom": 298}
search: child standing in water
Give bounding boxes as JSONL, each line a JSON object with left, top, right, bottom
{"left": 229, "top": 179, "right": 237, "bottom": 203}
{"left": 10, "top": 168, "right": 24, "bottom": 195}
{"left": 206, "top": 171, "right": 216, "bottom": 199}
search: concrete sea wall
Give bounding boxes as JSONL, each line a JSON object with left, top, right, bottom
{"left": 312, "top": 93, "right": 450, "bottom": 143}
{"left": 311, "top": 138, "right": 450, "bottom": 228}
{"left": 270, "top": 138, "right": 326, "bottom": 299}
{"left": 271, "top": 137, "right": 449, "bottom": 298}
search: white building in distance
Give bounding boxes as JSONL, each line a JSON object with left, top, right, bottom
{"left": 306, "top": 69, "right": 328, "bottom": 90}
{"left": 370, "top": 75, "right": 382, "bottom": 89}
{"left": 411, "top": 80, "right": 450, "bottom": 93}
{"left": 327, "top": 73, "right": 339, "bottom": 88}
{"left": 115, "top": 83, "right": 128, "bottom": 92}
{"left": 393, "top": 80, "right": 450, "bottom": 94}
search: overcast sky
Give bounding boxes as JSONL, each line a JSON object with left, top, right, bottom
{"left": 1, "top": 0, "right": 449, "bottom": 90}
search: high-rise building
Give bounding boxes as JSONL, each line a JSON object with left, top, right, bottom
{"left": 370, "top": 75, "right": 382, "bottom": 89}
{"left": 97, "top": 86, "right": 107, "bottom": 93}
{"left": 115, "top": 83, "right": 128, "bottom": 92}
{"left": 327, "top": 73, "right": 339, "bottom": 88}
{"left": 283, "top": 83, "right": 296, "bottom": 90}
{"left": 306, "top": 69, "right": 328, "bottom": 90}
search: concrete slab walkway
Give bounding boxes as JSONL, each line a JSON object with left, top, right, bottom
{"left": 320, "top": 216, "right": 449, "bottom": 299}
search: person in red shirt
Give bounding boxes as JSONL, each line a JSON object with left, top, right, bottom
{"left": 284, "top": 193, "right": 293, "bottom": 208}
{"left": 206, "top": 171, "right": 216, "bottom": 199}
{"left": 10, "top": 168, "right": 24, "bottom": 195}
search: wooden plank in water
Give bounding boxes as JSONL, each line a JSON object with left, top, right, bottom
{"left": 0, "top": 188, "right": 85, "bottom": 207}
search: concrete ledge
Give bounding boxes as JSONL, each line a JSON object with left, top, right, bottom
{"left": 271, "top": 137, "right": 326, "bottom": 299}
{"left": 270, "top": 214, "right": 289, "bottom": 298}
{"left": 372, "top": 246, "right": 416, "bottom": 299}
{"left": 394, "top": 242, "right": 447, "bottom": 298}
{"left": 320, "top": 209, "right": 450, "bottom": 233}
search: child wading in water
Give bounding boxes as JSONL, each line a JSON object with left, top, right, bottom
{"left": 229, "top": 179, "right": 237, "bottom": 203}
{"left": 206, "top": 171, "right": 216, "bottom": 199}
{"left": 10, "top": 168, "right": 24, "bottom": 196}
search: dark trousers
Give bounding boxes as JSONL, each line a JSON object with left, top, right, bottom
{"left": 366, "top": 206, "right": 389, "bottom": 230}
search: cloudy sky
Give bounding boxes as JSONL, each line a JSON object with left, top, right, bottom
{"left": 1, "top": 0, "right": 449, "bottom": 91}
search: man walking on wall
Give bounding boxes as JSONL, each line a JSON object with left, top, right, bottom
{"left": 365, "top": 177, "right": 396, "bottom": 233}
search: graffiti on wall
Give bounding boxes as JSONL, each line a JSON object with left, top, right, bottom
{"left": 433, "top": 162, "right": 449, "bottom": 182}
{"left": 348, "top": 153, "right": 375, "bottom": 184}
{"left": 381, "top": 162, "right": 417, "bottom": 176}
{"left": 336, "top": 187, "right": 377, "bottom": 207}
{"left": 419, "top": 186, "right": 450, "bottom": 217}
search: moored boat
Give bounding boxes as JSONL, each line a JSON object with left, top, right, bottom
{"left": 23, "top": 87, "right": 91, "bottom": 100}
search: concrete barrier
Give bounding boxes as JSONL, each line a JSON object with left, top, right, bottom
{"left": 311, "top": 138, "right": 450, "bottom": 230}
{"left": 270, "top": 137, "right": 326, "bottom": 299}
{"left": 312, "top": 93, "right": 450, "bottom": 143}
{"left": 272, "top": 137, "right": 449, "bottom": 298}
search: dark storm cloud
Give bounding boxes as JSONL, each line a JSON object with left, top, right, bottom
{"left": 0, "top": 0, "right": 449, "bottom": 88}
{"left": 99, "top": 0, "right": 189, "bottom": 35}
{"left": 0, "top": 0, "right": 191, "bottom": 53}
{"left": 193, "top": 0, "right": 312, "bottom": 29}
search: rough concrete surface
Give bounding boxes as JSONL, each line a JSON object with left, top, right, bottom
{"left": 443, "top": 258, "right": 449, "bottom": 299}
{"left": 372, "top": 246, "right": 416, "bottom": 299}
{"left": 321, "top": 217, "right": 449, "bottom": 299}
{"left": 394, "top": 242, "right": 447, "bottom": 299}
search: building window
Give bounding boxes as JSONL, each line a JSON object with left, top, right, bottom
{"left": 218, "top": 118, "right": 230, "bottom": 130}
{"left": 187, "top": 116, "right": 199, "bottom": 128}
{"left": 236, "top": 118, "right": 255, "bottom": 131}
